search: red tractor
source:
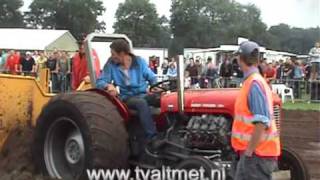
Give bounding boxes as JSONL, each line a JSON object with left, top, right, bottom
{"left": 32, "top": 34, "right": 308, "bottom": 179}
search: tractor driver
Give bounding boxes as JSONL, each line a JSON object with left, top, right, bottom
{"left": 96, "top": 39, "right": 159, "bottom": 144}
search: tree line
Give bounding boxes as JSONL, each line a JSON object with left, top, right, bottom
{"left": 0, "top": 0, "right": 319, "bottom": 55}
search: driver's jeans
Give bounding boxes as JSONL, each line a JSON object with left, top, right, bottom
{"left": 124, "top": 94, "right": 158, "bottom": 140}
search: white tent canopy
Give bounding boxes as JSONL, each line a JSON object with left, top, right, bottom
{"left": 0, "top": 28, "right": 78, "bottom": 51}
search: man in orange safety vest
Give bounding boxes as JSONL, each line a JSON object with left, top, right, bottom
{"left": 231, "top": 41, "right": 280, "bottom": 180}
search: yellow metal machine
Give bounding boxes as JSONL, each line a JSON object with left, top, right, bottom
{"left": 0, "top": 69, "right": 55, "bottom": 148}
{"left": 0, "top": 67, "right": 95, "bottom": 149}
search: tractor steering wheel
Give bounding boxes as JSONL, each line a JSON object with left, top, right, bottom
{"left": 149, "top": 79, "right": 177, "bottom": 93}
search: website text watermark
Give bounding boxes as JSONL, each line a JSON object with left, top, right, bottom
{"left": 87, "top": 166, "right": 226, "bottom": 180}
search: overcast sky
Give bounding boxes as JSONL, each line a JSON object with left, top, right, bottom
{"left": 22, "top": 0, "right": 320, "bottom": 33}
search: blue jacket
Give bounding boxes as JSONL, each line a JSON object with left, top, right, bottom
{"left": 96, "top": 56, "right": 157, "bottom": 100}
{"left": 167, "top": 67, "right": 177, "bottom": 77}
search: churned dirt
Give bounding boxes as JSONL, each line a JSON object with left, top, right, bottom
{"left": 0, "top": 110, "right": 319, "bottom": 180}
{"left": 0, "top": 126, "right": 53, "bottom": 180}
{"left": 281, "top": 110, "right": 320, "bottom": 180}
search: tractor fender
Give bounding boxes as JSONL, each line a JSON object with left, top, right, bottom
{"left": 87, "top": 89, "right": 130, "bottom": 123}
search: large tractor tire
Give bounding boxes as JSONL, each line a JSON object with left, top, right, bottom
{"left": 278, "top": 147, "right": 309, "bottom": 180}
{"left": 33, "top": 92, "right": 128, "bottom": 179}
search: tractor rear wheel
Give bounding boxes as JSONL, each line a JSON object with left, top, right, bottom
{"left": 33, "top": 92, "right": 128, "bottom": 179}
{"left": 278, "top": 146, "right": 309, "bottom": 180}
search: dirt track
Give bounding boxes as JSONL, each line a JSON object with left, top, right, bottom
{"left": 281, "top": 110, "right": 320, "bottom": 180}
{"left": 0, "top": 127, "right": 53, "bottom": 180}
{"left": 0, "top": 110, "right": 319, "bottom": 180}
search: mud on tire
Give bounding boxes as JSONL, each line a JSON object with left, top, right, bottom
{"left": 33, "top": 91, "right": 128, "bottom": 179}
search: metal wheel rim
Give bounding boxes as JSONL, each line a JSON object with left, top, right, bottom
{"left": 44, "top": 117, "right": 85, "bottom": 179}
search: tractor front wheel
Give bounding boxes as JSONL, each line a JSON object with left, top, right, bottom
{"left": 33, "top": 92, "right": 129, "bottom": 179}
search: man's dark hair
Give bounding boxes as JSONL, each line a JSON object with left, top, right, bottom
{"left": 110, "top": 39, "right": 131, "bottom": 54}
{"left": 240, "top": 49, "right": 259, "bottom": 66}
{"left": 232, "top": 58, "right": 238, "bottom": 64}
{"left": 195, "top": 60, "right": 200, "bottom": 63}
{"left": 207, "top": 57, "right": 212, "bottom": 62}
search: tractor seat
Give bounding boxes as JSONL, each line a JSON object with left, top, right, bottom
{"left": 129, "top": 106, "right": 161, "bottom": 116}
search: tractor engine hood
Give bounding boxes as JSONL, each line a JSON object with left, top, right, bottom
{"left": 161, "top": 88, "right": 282, "bottom": 116}
{"left": 161, "top": 88, "right": 240, "bottom": 115}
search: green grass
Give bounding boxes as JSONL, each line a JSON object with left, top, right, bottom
{"left": 282, "top": 101, "right": 320, "bottom": 111}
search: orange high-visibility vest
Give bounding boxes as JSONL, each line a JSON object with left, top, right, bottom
{"left": 231, "top": 72, "right": 281, "bottom": 157}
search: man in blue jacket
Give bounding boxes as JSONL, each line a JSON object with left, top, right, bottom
{"left": 96, "top": 39, "right": 158, "bottom": 143}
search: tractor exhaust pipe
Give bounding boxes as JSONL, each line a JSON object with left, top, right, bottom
{"left": 177, "top": 55, "right": 185, "bottom": 113}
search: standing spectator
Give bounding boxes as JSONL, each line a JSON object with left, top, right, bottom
{"left": 72, "top": 42, "right": 101, "bottom": 90}
{"left": 265, "top": 63, "right": 276, "bottom": 83}
{"left": 309, "top": 42, "right": 320, "bottom": 80}
{"left": 304, "top": 62, "right": 312, "bottom": 80}
{"left": 309, "top": 42, "right": 320, "bottom": 101}
{"left": 195, "top": 59, "right": 203, "bottom": 75}
{"left": 166, "top": 62, "right": 177, "bottom": 78}
{"left": 36, "top": 51, "right": 48, "bottom": 73}
{"left": 304, "top": 62, "right": 312, "bottom": 94}
{"left": 185, "top": 58, "right": 198, "bottom": 85}
{"left": 167, "top": 63, "right": 177, "bottom": 89}
{"left": 0, "top": 50, "right": 2, "bottom": 71}
{"left": 0, "top": 50, "right": 5, "bottom": 72}
{"left": 161, "top": 58, "right": 169, "bottom": 75}
{"left": 184, "top": 57, "right": 191, "bottom": 70}
{"left": 219, "top": 57, "right": 232, "bottom": 87}
{"left": 149, "top": 56, "right": 158, "bottom": 74}
{"left": 205, "top": 57, "right": 218, "bottom": 88}
{"left": 195, "top": 59, "right": 205, "bottom": 87}
{"left": 46, "top": 52, "right": 59, "bottom": 92}
{"left": 5, "top": 50, "right": 20, "bottom": 74}
{"left": 184, "top": 71, "right": 191, "bottom": 88}
{"left": 20, "top": 51, "right": 36, "bottom": 76}
{"left": 276, "top": 59, "right": 285, "bottom": 82}
{"left": 232, "top": 58, "right": 243, "bottom": 77}
{"left": 231, "top": 58, "right": 243, "bottom": 87}
{"left": 32, "top": 50, "right": 40, "bottom": 61}
{"left": 292, "top": 61, "right": 304, "bottom": 98}
{"left": 283, "top": 59, "right": 294, "bottom": 81}
{"left": 1, "top": 50, "right": 8, "bottom": 71}
{"left": 259, "top": 58, "right": 268, "bottom": 77}
{"left": 58, "top": 51, "right": 71, "bottom": 92}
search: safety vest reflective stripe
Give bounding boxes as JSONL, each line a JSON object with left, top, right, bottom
{"left": 232, "top": 132, "right": 279, "bottom": 141}
{"left": 233, "top": 115, "right": 253, "bottom": 124}
{"left": 234, "top": 115, "right": 275, "bottom": 125}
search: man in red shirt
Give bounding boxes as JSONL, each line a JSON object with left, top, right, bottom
{"left": 265, "top": 63, "right": 276, "bottom": 80}
{"left": 72, "top": 43, "right": 101, "bottom": 90}
{"left": 5, "top": 50, "right": 20, "bottom": 74}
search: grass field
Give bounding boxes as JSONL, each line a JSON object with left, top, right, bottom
{"left": 282, "top": 101, "right": 320, "bottom": 111}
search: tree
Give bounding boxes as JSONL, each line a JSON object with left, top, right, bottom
{"left": 170, "top": 0, "right": 268, "bottom": 54}
{"left": 25, "top": 0, "right": 106, "bottom": 40}
{"left": 0, "top": 0, "right": 24, "bottom": 28}
{"left": 113, "top": 0, "right": 171, "bottom": 47}
{"left": 170, "top": 0, "right": 217, "bottom": 48}
{"left": 223, "top": 3, "right": 268, "bottom": 46}
{"left": 268, "top": 24, "right": 320, "bottom": 54}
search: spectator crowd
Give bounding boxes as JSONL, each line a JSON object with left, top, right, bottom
{"left": 158, "top": 42, "right": 320, "bottom": 100}
{"left": 0, "top": 42, "right": 319, "bottom": 101}
{"left": 0, "top": 49, "right": 72, "bottom": 93}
